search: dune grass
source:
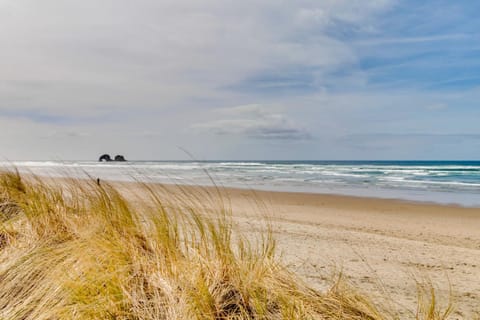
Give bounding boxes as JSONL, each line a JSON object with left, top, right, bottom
{"left": 0, "top": 171, "right": 453, "bottom": 319}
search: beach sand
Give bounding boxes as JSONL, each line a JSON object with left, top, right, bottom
{"left": 113, "top": 182, "right": 480, "bottom": 319}
{"left": 218, "top": 188, "right": 480, "bottom": 319}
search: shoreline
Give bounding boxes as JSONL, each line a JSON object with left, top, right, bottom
{"left": 221, "top": 184, "right": 480, "bottom": 209}
{"left": 117, "top": 179, "right": 480, "bottom": 210}
{"left": 6, "top": 159, "right": 480, "bottom": 208}
{"left": 35, "top": 172, "right": 480, "bottom": 209}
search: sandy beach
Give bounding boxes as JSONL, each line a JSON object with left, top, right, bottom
{"left": 220, "top": 188, "right": 480, "bottom": 318}
{"left": 115, "top": 183, "right": 480, "bottom": 318}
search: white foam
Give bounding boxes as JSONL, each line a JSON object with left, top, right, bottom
{"left": 3, "top": 161, "right": 479, "bottom": 206}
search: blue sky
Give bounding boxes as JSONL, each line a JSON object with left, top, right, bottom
{"left": 0, "top": 0, "right": 479, "bottom": 160}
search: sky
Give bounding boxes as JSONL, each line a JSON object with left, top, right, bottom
{"left": 1, "top": 0, "right": 480, "bottom": 160}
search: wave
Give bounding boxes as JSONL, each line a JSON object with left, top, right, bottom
{"left": 217, "top": 162, "right": 265, "bottom": 166}
{"left": 2, "top": 161, "right": 479, "bottom": 206}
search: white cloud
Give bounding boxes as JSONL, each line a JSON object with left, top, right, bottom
{"left": 0, "top": 0, "right": 396, "bottom": 159}
{"left": 8, "top": 0, "right": 479, "bottom": 160}
{"left": 194, "top": 104, "right": 312, "bottom": 140}
{"left": 354, "top": 34, "right": 470, "bottom": 46}
{"left": 0, "top": 0, "right": 394, "bottom": 115}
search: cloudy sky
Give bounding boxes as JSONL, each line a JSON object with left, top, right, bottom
{"left": 1, "top": 0, "right": 479, "bottom": 160}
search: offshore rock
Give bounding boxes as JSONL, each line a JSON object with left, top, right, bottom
{"left": 99, "top": 154, "right": 112, "bottom": 162}
{"left": 114, "top": 155, "right": 126, "bottom": 161}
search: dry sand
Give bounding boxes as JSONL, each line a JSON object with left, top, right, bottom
{"left": 213, "top": 187, "right": 480, "bottom": 319}
{"left": 122, "top": 183, "right": 479, "bottom": 319}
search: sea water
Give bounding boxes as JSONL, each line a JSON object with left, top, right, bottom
{"left": 2, "top": 160, "right": 480, "bottom": 207}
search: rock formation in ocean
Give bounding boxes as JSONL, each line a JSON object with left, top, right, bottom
{"left": 98, "top": 154, "right": 127, "bottom": 162}
{"left": 114, "top": 155, "right": 126, "bottom": 161}
{"left": 99, "top": 154, "right": 112, "bottom": 162}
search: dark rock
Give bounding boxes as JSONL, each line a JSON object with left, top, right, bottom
{"left": 99, "top": 154, "right": 112, "bottom": 162}
{"left": 114, "top": 155, "right": 126, "bottom": 161}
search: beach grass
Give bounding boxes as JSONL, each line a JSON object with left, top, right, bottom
{"left": 0, "top": 171, "right": 453, "bottom": 319}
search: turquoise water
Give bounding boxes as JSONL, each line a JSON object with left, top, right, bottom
{"left": 3, "top": 160, "right": 480, "bottom": 207}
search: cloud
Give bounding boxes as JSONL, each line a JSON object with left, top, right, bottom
{"left": 339, "top": 133, "right": 480, "bottom": 150}
{"left": 0, "top": 0, "right": 395, "bottom": 115}
{"left": 194, "top": 104, "right": 312, "bottom": 140}
{"left": 1, "top": 0, "right": 480, "bottom": 160}
{"left": 42, "top": 131, "right": 91, "bottom": 139}
{"left": 0, "top": 108, "right": 112, "bottom": 125}
{"left": 0, "top": 109, "right": 74, "bottom": 124}
{"left": 355, "top": 34, "right": 470, "bottom": 46}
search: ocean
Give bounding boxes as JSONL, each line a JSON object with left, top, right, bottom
{"left": 2, "top": 160, "right": 480, "bottom": 207}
